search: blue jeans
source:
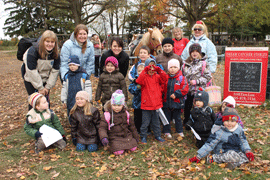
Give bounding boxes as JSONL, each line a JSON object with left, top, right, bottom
{"left": 163, "top": 108, "right": 183, "bottom": 133}
{"left": 141, "top": 110, "right": 161, "bottom": 138}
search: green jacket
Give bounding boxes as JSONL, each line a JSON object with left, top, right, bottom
{"left": 24, "top": 108, "right": 65, "bottom": 139}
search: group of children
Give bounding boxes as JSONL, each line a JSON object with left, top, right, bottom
{"left": 24, "top": 41, "right": 254, "bottom": 168}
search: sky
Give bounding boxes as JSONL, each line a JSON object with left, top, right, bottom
{"left": 0, "top": 1, "right": 9, "bottom": 39}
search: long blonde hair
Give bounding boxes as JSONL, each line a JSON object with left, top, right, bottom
{"left": 192, "top": 20, "right": 209, "bottom": 37}
{"left": 74, "top": 24, "right": 88, "bottom": 54}
{"left": 38, "top": 30, "right": 59, "bottom": 59}
{"left": 70, "top": 101, "right": 92, "bottom": 116}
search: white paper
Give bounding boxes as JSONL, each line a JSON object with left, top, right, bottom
{"left": 187, "top": 125, "right": 201, "bottom": 140}
{"left": 156, "top": 108, "right": 169, "bottom": 126}
{"left": 39, "top": 124, "right": 62, "bottom": 147}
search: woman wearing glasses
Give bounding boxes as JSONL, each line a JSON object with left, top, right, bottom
{"left": 181, "top": 21, "right": 217, "bottom": 73}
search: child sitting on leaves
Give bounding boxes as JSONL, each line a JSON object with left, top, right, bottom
{"left": 190, "top": 107, "right": 254, "bottom": 170}
{"left": 99, "top": 90, "right": 140, "bottom": 155}
{"left": 70, "top": 91, "right": 101, "bottom": 152}
{"left": 24, "top": 92, "right": 66, "bottom": 154}
{"left": 186, "top": 88, "right": 215, "bottom": 148}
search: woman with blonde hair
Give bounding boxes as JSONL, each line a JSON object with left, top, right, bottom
{"left": 172, "top": 27, "right": 189, "bottom": 56}
{"left": 60, "top": 24, "right": 95, "bottom": 79}
{"left": 22, "top": 30, "right": 60, "bottom": 109}
{"left": 181, "top": 20, "right": 217, "bottom": 73}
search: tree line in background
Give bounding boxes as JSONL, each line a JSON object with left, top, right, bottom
{"left": 2, "top": 0, "right": 270, "bottom": 45}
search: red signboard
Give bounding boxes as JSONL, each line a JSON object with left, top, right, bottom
{"left": 224, "top": 47, "right": 269, "bottom": 105}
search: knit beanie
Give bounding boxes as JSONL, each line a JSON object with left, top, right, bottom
{"left": 76, "top": 91, "right": 90, "bottom": 102}
{"left": 189, "top": 43, "right": 202, "bottom": 55}
{"left": 194, "top": 88, "right": 209, "bottom": 107}
{"left": 223, "top": 96, "right": 236, "bottom": 108}
{"left": 28, "top": 92, "right": 44, "bottom": 108}
{"left": 222, "top": 107, "right": 239, "bottom": 122}
{"left": 162, "top": 37, "right": 174, "bottom": 47}
{"left": 111, "top": 89, "right": 125, "bottom": 105}
{"left": 168, "top": 59, "right": 180, "bottom": 70}
{"left": 105, "top": 56, "right": 119, "bottom": 68}
{"left": 68, "top": 55, "right": 80, "bottom": 66}
{"left": 145, "top": 58, "right": 156, "bottom": 67}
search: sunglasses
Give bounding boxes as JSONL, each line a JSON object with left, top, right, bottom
{"left": 194, "top": 28, "right": 202, "bottom": 31}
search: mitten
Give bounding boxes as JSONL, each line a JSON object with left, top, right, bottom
{"left": 72, "top": 138, "right": 77, "bottom": 146}
{"left": 101, "top": 138, "right": 109, "bottom": 146}
{"left": 189, "top": 156, "right": 200, "bottom": 163}
{"left": 154, "top": 66, "right": 161, "bottom": 73}
{"left": 144, "top": 65, "right": 151, "bottom": 72}
{"left": 62, "top": 135, "right": 67, "bottom": 142}
{"left": 35, "top": 131, "right": 43, "bottom": 139}
{"left": 246, "top": 152, "right": 254, "bottom": 161}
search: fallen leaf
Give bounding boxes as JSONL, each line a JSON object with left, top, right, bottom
{"left": 80, "top": 164, "right": 87, "bottom": 169}
{"left": 43, "top": 166, "right": 52, "bottom": 171}
{"left": 51, "top": 172, "right": 60, "bottom": 179}
{"left": 20, "top": 176, "right": 26, "bottom": 180}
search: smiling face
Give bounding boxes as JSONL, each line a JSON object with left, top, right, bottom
{"left": 173, "top": 29, "right": 182, "bottom": 40}
{"left": 44, "top": 38, "right": 55, "bottom": 51}
{"left": 139, "top": 49, "right": 150, "bottom": 62}
{"left": 111, "top": 41, "right": 123, "bottom": 56}
{"left": 163, "top": 44, "right": 173, "bottom": 54}
{"left": 191, "top": 50, "right": 202, "bottom": 59}
{"left": 76, "top": 29, "right": 88, "bottom": 43}
{"left": 223, "top": 120, "right": 237, "bottom": 130}
{"left": 105, "top": 62, "right": 116, "bottom": 73}
{"left": 193, "top": 25, "right": 204, "bottom": 37}
{"left": 76, "top": 97, "right": 87, "bottom": 107}
{"left": 112, "top": 104, "right": 124, "bottom": 113}
{"left": 36, "top": 97, "right": 49, "bottom": 111}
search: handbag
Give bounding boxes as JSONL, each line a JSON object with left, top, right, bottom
{"left": 205, "top": 76, "right": 222, "bottom": 106}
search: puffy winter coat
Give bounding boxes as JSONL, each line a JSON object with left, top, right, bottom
{"left": 70, "top": 106, "right": 100, "bottom": 145}
{"left": 60, "top": 33, "right": 95, "bottom": 79}
{"left": 99, "top": 101, "right": 140, "bottom": 152}
{"left": 181, "top": 35, "right": 217, "bottom": 73}
{"left": 136, "top": 66, "right": 167, "bottom": 110}
{"left": 197, "top": 124, "right": 251, "bottom": 159}
{"left": 155, "top": 51, "right": 183, "bottom": 72}
{"left": 128, "top": 75, "right": 141, "bottom": 109}
{"left": 95, "top": 69, "right": 128, "bottom": 104}
{"left": 163, "top": 70, "right": 189, "bottom": 109}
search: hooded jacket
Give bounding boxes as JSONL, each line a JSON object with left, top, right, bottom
{"left": 155, "top": 51, "right": 183, "bottom": 72}
{"left": 181, "top": 35, "right": 217, "bottom": 73}
{"left": 60, "top": 33, "right": 95, "bottom": 79}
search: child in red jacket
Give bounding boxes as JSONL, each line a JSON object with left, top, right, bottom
{"left": 136, "top": 58, "right": 167, "bottom": 144}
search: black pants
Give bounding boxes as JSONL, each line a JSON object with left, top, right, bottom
{"left": 134, "top": 109, "right": 142, "bottom": 133}
{"left": 184, "top": 93, "right": 194, "bottom": 125}
{"left": 95, "top": 56, "right": 100, "bottom": 77}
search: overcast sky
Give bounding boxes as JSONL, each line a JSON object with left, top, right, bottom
{"left": 0, "top": 1, "right": 9, "bottom": 39}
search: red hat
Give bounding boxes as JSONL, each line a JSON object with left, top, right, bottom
{"left": 105, "top": 56, "right": 119, "bottom": 68}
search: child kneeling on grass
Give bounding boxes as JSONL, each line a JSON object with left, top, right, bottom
{"left": 189, "top": 107, "right": 254, "bottom": 169}
{"left": 69, "top": 91, "right": 101, "bottom": 152}
{"left": 99, "top": 90, "right": 140, "bottom": 155}
{"left": 24, "top": 93, "right": 66, "bottom": 154}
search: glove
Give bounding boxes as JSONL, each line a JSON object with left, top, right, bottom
{"left": 62, "top": 135, "right": 67, "bottom": 142}
{"left": 246, "top": 152, "right": 254, "bottom": 161}
{"left": 72, "top": 138, "right": 77, "bottom": 146}
{"left": 101, "top": 138, "right": 109, "bottom": 146}
{"left": 154, "top": 66, "right": 161, "bottom": 73}
{"left": 35, "top": 131, "right": 43, "bottom": 139}
{"left": 190, "top": 80, "right": 197, "bottom": 85}
{"left": 144, "top": 65, "right": 151, "bottom": 72}
{"left": 189, "top": 156, "right": 201, "bottom": 163}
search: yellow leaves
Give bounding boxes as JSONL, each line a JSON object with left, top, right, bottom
{"left": 20, "top": 176, "right": 26, "bottom": 180}
{"left": 219, "top": 163, "right": 226, "bottom": 168}
{"left": 141, "top": 152, "right": 146, "bottom": 155}
{"left": 177, "top": 136, "right": 183, "bottom": 141}
{"left": 110, "top": 154, "right": 115, "bottom": 158}
{"left": 43, "top": 166, "right": 52, "bottom": 171}
{"left": 184, "top": 150, "right": 189, "bottom": 154}
{"left": 6, "top": 168, "right": 13, "bottom": 172}
{"left": 100, "top": 165, "right": 107, "bottom": 172}
{"left": 91, "top": 152, "right": 98, "bottom": 157}
{"left": 51, "top": 172, "right": 60, "bottom": 179}
{"left": 75, "top": 158, "right": 84, "bottom": 162}
{"left": 80, "top": 164, "right": 87, "bottom": 169}
{"left": 50, "top": 154, "right": 61, "bottom": 161}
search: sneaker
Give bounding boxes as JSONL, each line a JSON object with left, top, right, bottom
{"left": 164, "top": 133, "right": 172, "bottom": 138}
{"left": 206, "top": 154, "right": 214, "bottom": 164}
{"left": 141, "top": 137, "right": 147, "bottom": 144}
{"left": 155, "top": 137, "right": 165, "bottom": 142}
{"left": 178, "top": 132, "right": 184, "bottom": 137}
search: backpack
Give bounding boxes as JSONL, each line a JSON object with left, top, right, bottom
{"left": 17, "top": 38, "right": 38, "bottom": 61}
{"left": 104, "top": 111, "right": 130, "bottom": 130}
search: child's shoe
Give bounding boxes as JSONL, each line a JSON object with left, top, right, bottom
{"left": 155, "top": 137, "right": 165, "bottom": 142}
{"left": 164, "top": 133, "right": 172, "bottom": 138}
{"left": 141, "top": 137, "right": 147, "bottom": 144}
{"left": 178, "top": 132, "right": 184, "bottom": 137}
{"left": 206, "top": 154, "right": 214, "bottom": 164}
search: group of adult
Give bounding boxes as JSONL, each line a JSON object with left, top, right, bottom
{"left": 21, "top": 21, "right": 217, "bottom": 108}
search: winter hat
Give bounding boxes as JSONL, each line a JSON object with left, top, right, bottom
{"left": 145, "top": 58, "right": 156, "bottom": 67}
{"left": 222, "top": 107, "right": 239, "bottom": 122}
{"left": 194, "top": 88, "right": 209, "bottom": 107}
{"left": 137, "top": 63, "right": 145, "bottom": 73}
{"left": 222, "top": 96, "right": 236, "bottom": 108}
{"left": 168, "top": 59, "right": 180, "bottom": 70}
{"left": 162, "top": 37, "right": 174, "bottom": 47}
{"left": 28, "top": 92, "right": 44, "bottom": 108}
{"left": 189, "top": 43, "right": 202, "bottom": 55}
{"left": 76, "top": 91, "right": 90, "bottom": 102}
{"left": 68, "top": 55, "right": 80, "bottom": 66}
{"left": 105, "top": 56, "right": 119, "bottom": 68}
{"left": 111, "top": 89, "right": 125, "bottom": 105}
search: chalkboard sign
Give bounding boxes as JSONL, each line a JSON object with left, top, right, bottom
{"left": 229, "top": 62, "right": 261, "bottom": 92}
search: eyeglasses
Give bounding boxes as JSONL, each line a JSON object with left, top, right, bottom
{"left": 194, "top": 28, "right": 202, "bottom": 31}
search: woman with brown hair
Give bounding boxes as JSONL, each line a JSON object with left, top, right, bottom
{"left": 60, "top": 24, "right": 95, "bottom": 79}
{"left": 22, "top": 30, "right": 60, "bottom": 109}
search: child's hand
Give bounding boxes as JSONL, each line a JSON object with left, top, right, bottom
{"left": 63, "top": 103, "right": 67, "bottom": 109}
{"left": 189, "top": 156, "right": 200, "bottom": 163}
{"left": 144, "top": 65, "right": 151, "bottom": 72}
{"left": 170, "top": 94, "right": 176, "bottom": 99}
{"left": 246, "top": 151, "right": 254, "bottom": 161}
{"left": 190, "top": 80, "right": 197, "bottom": 85}
{"left": 101, "top": 138, "right": 109, "bottom": 146}
{"left": 154, "top": 66, "right": 161, "bottom": 73}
